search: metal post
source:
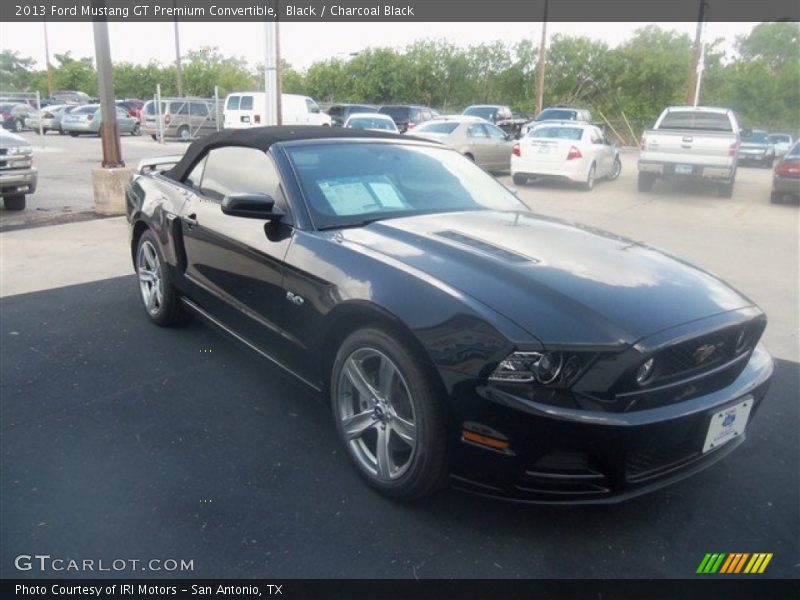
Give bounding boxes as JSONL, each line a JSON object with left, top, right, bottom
{"left": 155, "top": 84, "right": 164, "bottom": 144}
{"left": 92, "top": 16, "right": 123, "bottom": 167}
{"left": 214, "top": 85, "right": 220, "bottom": 131}
{"left": 693, "top": 43, "right": 706, "bottom": 107}
{"left": 275, "top": 4, "right": 283, "bottom": 125}
{"left": 687, "top": 1, "right": 707, "bottom": 105}
{"left": 535, "top": 0, "right": 549, "bottom": 116}
{"left": 43, "top": 21, "right": 53, "bottom": 98}
{"left": 173, "top": 4, "right": 184, "bottom": 97}
{"left": 264, "top": 21, "right": 278, "bottom": 126}
{"left": 36, "top": 91, "right": 44, "bottom": 148}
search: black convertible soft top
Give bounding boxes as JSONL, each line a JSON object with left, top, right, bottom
{"left": 165, "top": 125, "right": 410, "bottom": 182}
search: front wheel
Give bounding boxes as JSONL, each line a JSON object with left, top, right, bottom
{"left": 12, "top": 119, "right": 22, "bottom": 132}
{"left": 135, "top": 230, "right": 187, "bottom": 326}
{"left": 4, "top": 194, "right": 26, "bottom": 211}
{"left": 331, "top": 328, "right": 449, "bottom": 501}
{"left": 512, "top": 173, "right": 528, "bottom": 186}
{"left": 607, "top": 157, "right": 622, "bottom": 181}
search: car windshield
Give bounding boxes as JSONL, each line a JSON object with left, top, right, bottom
{"left": 529, "top": 126, "right": 584, "bottom": 140}
{"left": 658, "top": 111, "right": 733, "bottom": 132}
{"left": 286, "top": 142, "right": 527, "bottom": 229}
{"left": 379, "top": 106, "right": 411, "bottom": 120}
{"left": 463, "top": 106, "right": 497, "bottom": 120}
{"left": 347, "top": 117, "right": 395, "bottom": 131}
{"left": 742, "top": 131, "right": 770, "bottom": 143}
{"left": 788, "top": 143, "right": 800, "bottom": 157}
{"left": 415, "top": 121, "right": 459, "bottom": 134}
{"left": 536, "top": 109, "right": 579, "bottom": 121}
{"left": 768, "top": 134, "right": 791, "bottom": 144}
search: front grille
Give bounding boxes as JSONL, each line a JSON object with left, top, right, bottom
{"left": 626, "top": 443, "right": 698, "bottom": 482}
{"left": 654, "top": 327, "right": 740, "bottom": 382}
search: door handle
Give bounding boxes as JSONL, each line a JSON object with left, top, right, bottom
{"left": 183, "top": 214, "right": 198, "bottom": 228}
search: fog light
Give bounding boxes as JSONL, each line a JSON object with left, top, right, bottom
{"left": 636, "top": 358, "right": 655, "bottom": 385}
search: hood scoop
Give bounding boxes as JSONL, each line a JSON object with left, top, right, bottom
{"left": 435, "top": 230, "right": 538, "bottom": 265}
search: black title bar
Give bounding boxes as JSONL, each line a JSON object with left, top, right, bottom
{"left": 2, "top": 0, "right": 799, "bottom": 23}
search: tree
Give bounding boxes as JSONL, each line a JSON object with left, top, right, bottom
{"left": 50, "top": 52, "right": 96, "bottom": 95}
{"left": 181, "top": 46, "right": 255, "bottom": 97}
{"left": 0, "top": 50, "right": 39, "bottom": 91}
{"left": 736, "top": 22, "right": 800, "bottom": 72}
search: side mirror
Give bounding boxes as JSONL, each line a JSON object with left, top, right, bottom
{"left": 221, "top": 193, "right": 282, "bottom": 220}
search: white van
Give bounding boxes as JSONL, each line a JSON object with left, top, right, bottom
{"left": 223, "top": 92, "right": 332, "bottom": 129}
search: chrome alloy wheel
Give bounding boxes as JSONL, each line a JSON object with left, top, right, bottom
{"left": 137, "top": 240, "right": 164, "bottom": 316}
{"left": 336, "top": 348, "right": 417, "bottom": 481}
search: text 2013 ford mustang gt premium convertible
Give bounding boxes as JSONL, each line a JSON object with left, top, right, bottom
{"left": 126, "top": 126, "right": 773, "bottom": 504}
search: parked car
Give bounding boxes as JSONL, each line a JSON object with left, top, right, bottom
{"left": 61, "top": 104, "right": 141, "bottom": 136}
{"left": 411, "top": 116, "right": 514, "bottom": 172}
{"left": 25, "top": 104, "right": 77, "bottom": 134}
{"left": 0, "top": 128, "right": 37, "bottom": 211}
{"left": 738, "top": 130, "right": 776, "bottom": 168}
{"left": 770, "top": 140, "right": 800, "bottom": 204}
{"left": 51, "top": 90, "right": 92, "bottom": 105}
{"left": 462, "top": 105, "right": 528, "bottom": 137}
{"left": 343, "top": 113, "right": 398, "bottom": 132}
{"left": 117, "top": 99, "right": 144, "bottom": 120}
{"left": 327, "top": 103, "right": 378, "bottom": 126}
{"left": 768, "top": 133, "right": 793, "bottom": 157}
{"left": 0, "top": 102, "right": 32, "bottom": 132}
{"left": 126, "top": 125, "right": 773, "bottom": 503}
{"left": 223, "top": 92, "right": 331, "bottom": 129}
{"left": 521, "top": 106, "right": 593, "bottom": 136}
{"left": 638, "top": 106, "right": 741, "bottom": 198}
{"left": 512, "top": 122, "right": 621, "bottom": 190}
{"left": 377, "top": 105, "right": 434, "bottom": 133}
{"left": 141, "top": 99, "right": 220, "bottom": 140}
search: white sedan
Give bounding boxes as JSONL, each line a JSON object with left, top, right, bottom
{"left": 511, "top": 122, "right": 621, "bottom": 191}
{"left": 343, "top": 113, "right": 399, "bottom": 133}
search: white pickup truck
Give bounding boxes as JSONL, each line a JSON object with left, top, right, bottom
{"left": 638, "top": 106, "right": 743, "bottom": 198}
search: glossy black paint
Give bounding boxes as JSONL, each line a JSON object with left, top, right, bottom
{"left": 126, "top": 136, "right": 773, "bottom": 503}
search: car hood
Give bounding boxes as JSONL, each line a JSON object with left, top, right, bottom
{"left": 0, "top": 129, "right": 27, "bottom": 146}
{"left": 338, "top": 211, "right": 753, "bottom": 346}
{"left": 740, "top": 142, "right": 772, "bottom": 150}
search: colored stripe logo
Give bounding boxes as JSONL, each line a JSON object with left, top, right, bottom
{"left": 697, "top": 553, "right": 773, "bottom": 574}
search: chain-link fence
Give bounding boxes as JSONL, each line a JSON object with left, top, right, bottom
{"left": 146, "top": 85, "right": 224, "bottom": 144}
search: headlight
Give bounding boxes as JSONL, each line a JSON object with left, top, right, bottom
{"left": 490, "top": 351, "right": 589, "bottom": 387}
{"left": 8, "top": 145, "right": 32, "bottom": 156}
{"left": 635, "top": 357, "right": 655, "bottom": 386}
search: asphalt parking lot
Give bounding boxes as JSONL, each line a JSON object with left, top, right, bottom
{"left": 1, "top": 132, "right": 798, "bottom": 579}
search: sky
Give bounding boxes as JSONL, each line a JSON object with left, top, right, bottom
{"left": 1, "top": 21, "right": 759, "bottom": 71}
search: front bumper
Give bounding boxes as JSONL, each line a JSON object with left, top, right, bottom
{"left": 0, "top": 167, "right": 38, "bottom": 195}
{"left": 448, "top": 344, "right": 774, "bottom": 504}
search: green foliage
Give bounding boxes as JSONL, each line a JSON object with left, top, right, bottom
{"left": 2, "top": 25, "right": 797, "bottom": 133}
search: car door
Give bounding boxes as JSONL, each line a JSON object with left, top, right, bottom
{"left": 179, "top": 146, "right": 294, "bottom": 356}
{"left": 484, "top": 123, "right": 513, "bottom": 170}
{"left": 465, "top": 123, "right": 493, "bottom": 166}
{"left": 115, "top": 108, "right": 133, "bottom": 133}
{"left": 588, "top": 127, "right": 611, "bottom": 175}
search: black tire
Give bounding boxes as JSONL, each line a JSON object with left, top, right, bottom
{"left": 131, "top": 122, "right": 141, "bottom": 136}
{"left": 770, "top": 191, "right": 781, "bottom": 204}
{"left": 331, "top": 327, "right": 449, "bottom": 501}
{"left": 464, "top": 153, "right": 475, "bottom": 162}
{"left": 134, "top": 230, "right": 188, "bottom": 327}
{"left": 4, "top": 194, "right": 26, "bottom": 211}
{"left": 581, "top": 163, "right": 596, "bottom": 191}
{"left": 638, "top": 172, "right": 656, "bottom": 192}
{"left": 69, "top": 132, "right": 79, "bottom": 137}
{"left": 607, "top": 157, "right": 622, "bottom": 181}
{"left": 177, "top": 125, "right": 191, "bottom": 141}
{"left": 12, "top": 119, "right": 22, "bottom": 132}
{"left": 512, "top": 173, "right": 528, "bottom": 186}
{"left": 717, "top": 181, "right": 734, "bottom": 198}
{"left": 150, "top": 134, "right": 157, "bottom": 141}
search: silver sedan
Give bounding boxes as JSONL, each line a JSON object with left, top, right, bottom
{"left": 409, "top": 116, "right": 515, "bottom": 172}
{"left": 61, "top": 104, "right": 140, "bottom": 137}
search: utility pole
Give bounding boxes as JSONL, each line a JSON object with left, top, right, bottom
{"left": 92, "top": 16, "right": 123, "bottom": 167}
{"left": 535, "top": 0, "right": 549, "bottom": 116}
{"left": 173, "top": 0, "right": 184, "bottom": 97}
{"left": 686, "top": 0, "right": 708, "bottom": 105}
{"left": 43, "top": 21, "right": 53, "bottom": 97}
{"left": 275, "top": 6, "right": 283, "bottom": 125}
{"left": 263, "top": 20, "right": 279, "bottom": 125}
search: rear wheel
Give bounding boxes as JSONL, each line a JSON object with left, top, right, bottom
{"left": 69, "top": 132, "right": 79, "bottom": 137}
{"left": 331, "top": 328, "right": 449, "bottom": 500}
{"left": 131, "top": 122, "right": 141, "bottom": 136}
{"left": 638, "top": 172, "right": 656, "bottom": 192}
{"left": 135, "top": 230, "right": 187, "bottom": 326}
{"left": 717, "top": 181, "right": 734, "bottom": 198}
{"left": 512, "top": 173, "right": 528, "bottom": 186}
{"left": 3, "top": 195, "right": 26, "bottom": 211}
{"left": 581, "top": 163, "right": 596, "bottom": 191}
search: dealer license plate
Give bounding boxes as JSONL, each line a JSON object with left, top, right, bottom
{"left": 703, "top": 397, "right": 752, "bottom": 453}
{"left": 675, "top": 164, "right": 694, "bottom": 175}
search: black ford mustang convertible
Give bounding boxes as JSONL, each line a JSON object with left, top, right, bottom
{"left": 126, "top": 126, "right": 773, "bottom": 503}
